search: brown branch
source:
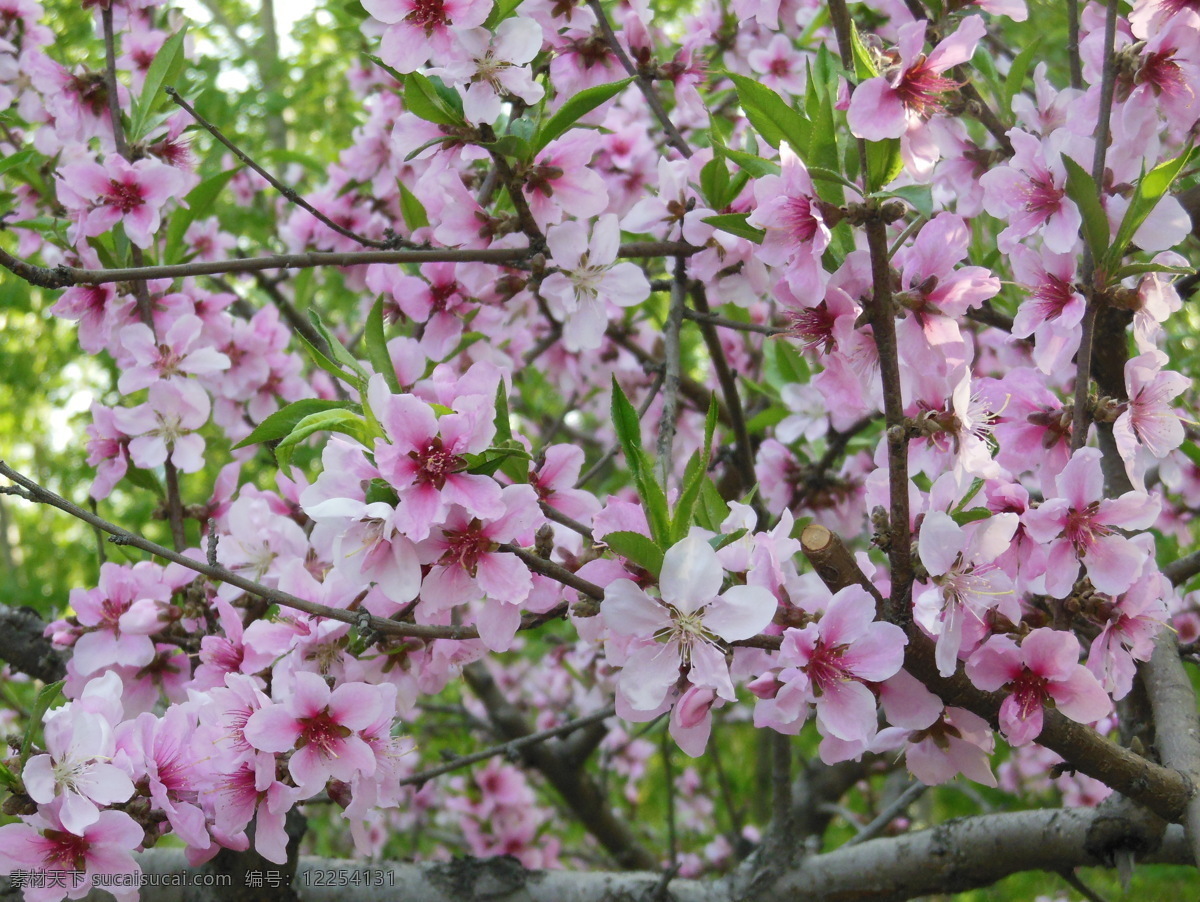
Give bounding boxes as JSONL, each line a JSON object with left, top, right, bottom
{"left": 655, "top": 256, "right": 686, "bottom": 481}
{"left": 0, "top": 462, "right": 595, "bottom": 642}
{"left": 690, "top": 284, "right": 757, "bottom": 496}
{"left": 166, "top": 87, "right": 409, "bottom": 250}
{"left": 681, "top": 307, "right": 790, "bottom": 336}
{"left": 399, "top": 705, "right": 615, "bottom": 788}
{"left": 0, "top": 241, "right": 699, "bottom": 288}
{"left": 585, "top": 0, "right": 692, "bottom": 159}
{"left": 0, "top": 603, "right": 67, "bottom": 682}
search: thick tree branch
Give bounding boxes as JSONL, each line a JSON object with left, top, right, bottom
{"left": 38, "top": 804, "right": 1191, "bottom": 902}
{"left": 0, "top": 603, "right": 66, "bottom": 682}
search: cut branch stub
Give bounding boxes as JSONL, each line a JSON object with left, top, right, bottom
{"left": 800, "top": 523, "right": 884, "bottom": 609}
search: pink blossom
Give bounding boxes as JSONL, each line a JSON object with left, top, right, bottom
{"left": 759, "top": 586, "right": 906, "bottom": 742}
{"left": 1113, "top": 349, "right": 1190, "bottom": 463}
{"left": 1022, "top": 448, "right": 1160, "bottom": 598}
{"left": 914, "top": 510, "right": 1019, "bottom": 677}
{"left": 0, "top": 806, "right": 143, "bottom": 902}
{"left": 540, "top": 214, "right": 651, "bottom": 352}
{"left": 244, "top": 671, "right": 389, "bottom": 796}
{"left": 362, "top": 0, "right": 492, "bottom": 73}
{"left": 966, "top": 628, "right": 1112, "bottom": 745}
{"left": 370, "top": 376, "right": 505, "bottom": 540}
{"left": 67, "top": 562, "right": 168, "bottom": 676}
{"left": 747, "top": 34, "right": 806, "bottom": 96}
{"left": 431, "top": 18, "right": 545, "bottom": 125}
{"left": 847, "top": 17, "right": 985, "bottom": 141}
{"left": 57, "top": 155, "right": 186, "bottom": 249}
{"left": 112, "top": 379, "right": 211, "bottom": 472}
{"left": 116, "top": 314, "right": 230, "bottom": 394}
{"left": 1087, "top": 566, "right": 1169, "bottom": 699}
{"left": 979, "top": 129, "right": 1083, "bottom": 254}
{"left": 23, "top": 706, "right": 135, "bottom": 835}
{"left": 603, "top": 534, "right": 777, "bottom": 711}
{"left": 746, "top": 145, "right": 830, "bottom": 302}
{"left": 85, "top": 403, "right": 131, "bottom": 500}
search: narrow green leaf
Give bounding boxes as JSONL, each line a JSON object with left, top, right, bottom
{"left": 308, "top": 310, "right": 369, "bottom": 381}
{"left": 132, "top": 26, "right": 188, "bottom": 140}
{"left": 880, "top": 184, "right": 933, "bottom": 219}
{"left": 671, "top": 394, "right": 717, "bottom": 542}
{"left": 483, "top": 0, "right": 524, "bottom": 30}
{"left": 405, "top": 72, "right": 465, "bottom": 127}
{"left": 233, "top": 398, "right": 361, "bottom": 450}
{"left": 494, "top": 381, "right": 514, "bottom": 443}
{"left": 726, "top": 72, "right": 811, "bottom": 154}
{"left": 1061, "top": 155, "right": 1110, "bottom": 264}
{"left": 276, "top": 409, "right": 372, "bottom": 473}
{"left": 611, "top": 377, "right": 670, "bottom": 544}
{"left": 1181, "top": 441, "right": 1200, "bottom": 469}
{"left": 865, "top": 138, "right": 903, "bottom": 192}
{"left": 850, "top": 22, "right": 880, "bottom": 79}
{"left": 604, "top": 531, "right": 665, "bottom": 576}
{"left": 1114, "top": 261, "right": 1195, "bottom": 281}
{"left": 1107, "top": 147, "right": 1194, "bottom": 269}
{"left": 297, "top": 333, "right": 362, "bottom": 390}
{"left": 697, "top": 476, "right": 731, "bottom": 533}
{"left": 20, "top": 680, "right": 64, "bottom": 766}
{"left": 702, "top": 213, "right": 764, "bottom": 244}
{"left": 122, "top": 465, "right": 164, "bottom": 497}
{"left": 363, "top": 52, "right": 405, "bottom": 83}
{"left": 365, "top": 299, "right": 400, "bottom": 393}
{"left": 397, "top": 180, "right": 429, "bottom": 231}
{"left": 720, "top": 145, "right": 781, "bottom": 178}
{"left": 951, "top": 477, "right": 986, "bottom": 515}
{"left": 951, "top": 508, "right": 993, "bottom": 526}
{"left": 0, "top": 149, "right": 35, "bottom": 178}
{"left": 710, "top": 527, "right": 748, "bottom": 552}
{"left": 700, "top": 156, "right": 730, "bottom": 210}
{"left": 0, "top": 759, "right": 20, "bottom": 792}
{"left": 1003, "top": 38, "right": 1042, "bottom": 114}
{"left": 532, "top": 77, "right": 635, "bottom": 155}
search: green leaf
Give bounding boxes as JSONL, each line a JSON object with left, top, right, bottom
{"left": 1114, "top": 261, "right": 1195, "bottom": 281}
{"left": 671, "top": 396, "right": 720, "bottom": 542}
{"left": 233, "top": 398, "right": 361, "bottom": 450}
{"left": 309, "top": 310, "right": 369, "bottom": 382}
{"left": 700, "top": 156, "right": 731, "bottom": 210}
{"left": 696, "top": 476, "right": 731, "bottom": 533}
{"left": 1106, "top": 147, "right": 1194, "bottom": 270}
{"left": 20, "top": 680, "right": 65, "bottom": 766}
{"left": 880, "top": 184, "right": 933, "bottom": 219}
{"left": 763, "top": 337, "right": 809, "bottom": 389}
{"left": 1180, "top": 441, "right": 1200, "bottom": 469}
{"left": 710, "top": 527, "right": 748, "bottom": 552}
{"left": 950, "top": 507, "right": 993, "bottom": 526}
{"left": 494, "top": 381, "right": 514, "bottom": 443}
{"left": 397, "top": 180, "right": 429, "bottom": 231}
{"left": 611, "top": 377, "right": 671, "bottom": 545}
{"left": 365, "top": 299, "right": 400, "bottom": 393}
{"left": 702, "top": 213, "right": 764, "bottom": 244}
{"left": 532, "top": 77, "right": 635, "bottom": 155}
{"left": 1003, "top": 38, "right": 1042, "bottom": 114}
{"left": 363, "top": 52, "right": 405, "bottom": 83}
{"left": 463, "top": 444, "right": 532, "bottom": 478}
{"left": 719, "top": 145, "right": 781, "bottom": 178}
{"left": 0, "top": 759, "right": 20, "bottom": 792}
{"left": 603, "top": 531, "right": 665, "bottom": 576}
{"left": 865, "top": 138, "right": 903, "bottom": 192}
{"left": 405, "top": 72, "right": 466, "bottom": 127}
{"left": 276, "top": 409, "right": 372, "bottom": 474}
{"left": 725, "top": 71, "right": 811, "bottom": 154}
{"left": 1061, "top": 155, "right": 1110, "bottom": 265}
{"left": 483, "top": 0, "right": 525, "bottom": 30}
{"left": 850, "top": 22, "right": 880, "bottom": 79}
{"left": 0, "top": 148, "right": 35, "bottom": 179}
{"left": 950, "top": 477, "right": 986, "bottom": 515}
{"left": 164, "top": 169, "right": 238, "bottom": 262}
{"left": 132, "top": 26, "right": 188, "bottom": 141}
{"left": 122, "top": 465, "right": 164, "bottom": 497}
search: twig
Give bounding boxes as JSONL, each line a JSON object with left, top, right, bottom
{"left": 1166, "top": 549, "right": 1200, "bottom": 586}
{"left": 165, "top": 87, "right": 408, "bottom": 250}
{"left": 1057, "top": 868, "right": 1111, "bottom": 902}
{"left": 680, "top": 308, "right": 789, "bottom": 336}
{"left": 400, "top": 706, "right": 615, "bottom": 787}
{"left": 586, "top": 0, "right": 692, "bottom": 159}
{"left": 0, "top": 461, "right": 597, "bottom": 640}
{"left": 661, "top": 728, "right": 678, "bottom": 868}
{"left": 0, "top": 241, "right": 699, "bottom": 288}
{"left": 843, "top": 781, "right": 926, "bottom": 847}
{"left": 540, "top": 502, "right": 595, "bottom": 542}
{"left": 1070, "top": 0, "right": 1120, "bottom": 453}
{"left": 689, "top": 284, "right": 757, "bottom": 496}
{"left": 656, "top": 256, "right": 686, "bottom": 483}
{"left": 1066, "top": 0, "right": 1083, "bottom": 90}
